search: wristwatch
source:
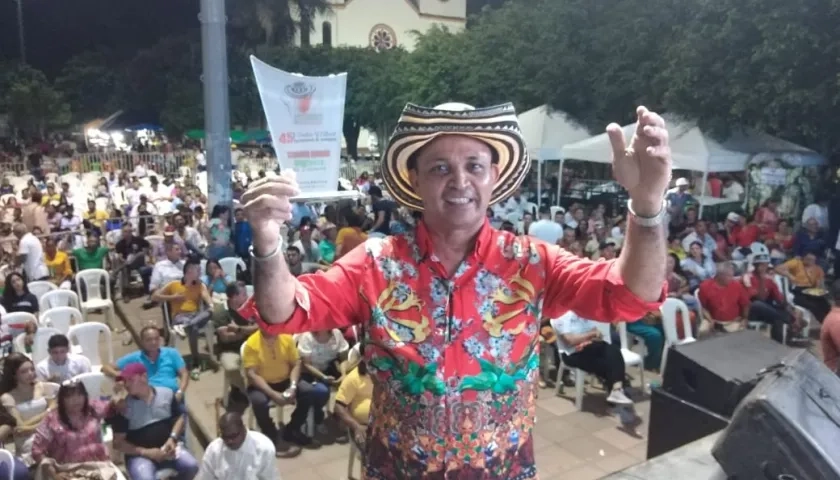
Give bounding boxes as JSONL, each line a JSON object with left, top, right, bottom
{"left": 627, "top": 199, "right": 667, "bottom": 227}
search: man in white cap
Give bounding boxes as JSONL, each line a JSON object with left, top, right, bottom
{"left": 240, "top": 103, "right": 672, "bottom": 479}
{"left": 666, "top": 177, "right": 695, "bottom": 229}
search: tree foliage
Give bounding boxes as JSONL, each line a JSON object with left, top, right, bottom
{"left": 0, "top": 64, "right": 70, "bottom": 138}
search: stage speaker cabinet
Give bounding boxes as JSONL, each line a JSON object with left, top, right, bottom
{"left": 712, "top": 350, "right": 840, "bottom": 480}
{"left": 647, "top": 387, "right": 729, "bottom": 460}
{"left": 662, "top": 329, "right": 792, "bottom": 418}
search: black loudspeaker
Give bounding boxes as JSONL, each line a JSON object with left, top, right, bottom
{"left": 647, "top": 387, "right": 729, "bottom": 459}
{"left": 713, "top": 350, "right": 840, "bottom": 480}
{"left": 662, "top": 330, "right": 792, "bottom": 418}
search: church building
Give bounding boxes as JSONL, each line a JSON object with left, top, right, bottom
{"left": 294, "top": 0, "right": 467, "bottom": 51}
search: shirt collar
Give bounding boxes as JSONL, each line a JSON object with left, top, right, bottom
{"left": 414, "top": 218, "right": 495, "bottom": 263}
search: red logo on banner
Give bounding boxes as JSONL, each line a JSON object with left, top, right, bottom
{"left": 284, "top": 82, "right": 316, "bottom": 114}
{"left": 278, "top": 132, "right": 295, "bottom": 144}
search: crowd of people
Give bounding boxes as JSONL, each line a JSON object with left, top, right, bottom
{"left": 0, "top": 104, "right": 836, "bottom": 479}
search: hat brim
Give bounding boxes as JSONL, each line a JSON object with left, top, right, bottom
{"left": 381, "top": 103, "right": 530, "bottom": 211}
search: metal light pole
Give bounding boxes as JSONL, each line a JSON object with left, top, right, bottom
{"left": 15, "top": 0, "right": 26, "bottom": 63}
{"left": 199, "top": 0, "right": 233, "bottom": 213}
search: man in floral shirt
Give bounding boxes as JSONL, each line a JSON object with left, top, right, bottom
{"left": 240, "top": 103, "right": 672, "bottom": 479}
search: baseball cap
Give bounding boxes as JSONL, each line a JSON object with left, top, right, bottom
{"left": 117, "top": 363, "right": 147, "bottom": 381}
{"left": 726, "top": 212, "right": 741, "bottom": 223}
{"left": 676, "top": 177, "right": 690, "bottom": 186}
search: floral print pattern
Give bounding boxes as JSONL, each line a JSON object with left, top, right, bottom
{"left": 247, "top": 220, "right": 664, "bottom": 479}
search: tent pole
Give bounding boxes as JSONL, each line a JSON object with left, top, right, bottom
{"left": 556, "top": 159, "right": 564, "bottom": 208}
{"left": 698, "top": 170, "right": 709, "bottom": 218}
{"left": 536, "top": 159, "right": 542, "bottom": 212}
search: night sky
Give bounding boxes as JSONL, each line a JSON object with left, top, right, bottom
{"left": 0, "top": 0, "right": 505, "bottom": 76}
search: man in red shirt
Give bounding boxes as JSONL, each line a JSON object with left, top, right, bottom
{"left": 820, "top": 281, "right": 840, "bottom": 373}
{"left": 698, "top": 262, "right": 751, "bottom": 333}
{"left": 239, "top": 103, "right": 672, "bottom": 478}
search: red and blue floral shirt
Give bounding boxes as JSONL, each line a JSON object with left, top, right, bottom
{"left": 242, "top": 220, "right": 663, "bottom": 479}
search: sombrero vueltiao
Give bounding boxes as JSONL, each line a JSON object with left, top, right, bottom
{"left": 381, "top": 102, "right": 530, "bottom": 211}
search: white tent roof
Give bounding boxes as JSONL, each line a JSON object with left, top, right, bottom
{"left": 518, "top": 105, "right": 591, "bottom": 161}
{"left": 560, "top": 115, "right": 824, "bottom": 172}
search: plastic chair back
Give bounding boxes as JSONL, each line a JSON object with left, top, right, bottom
{"left": 27, "top": 281, "right": 57, "bottom": 304}
{"left": 219, "top": 257, "right": 246, "bottom": 279}
{"left": 75, "top": 269, "right": 111, "bottom": 303}
{"left": 0, "top": 448, "right": 14, "bottom": 480}
{"left": 3, "top": 312, "right": 37, "bottom": 333}
{"left": 40, "top": 307, "right": 83, "bottom": 335}
{"left": 660, "top": 298, "right": 694, "bottom": 344}
{"left": 67, "top": 322, "right": 113, "bottom": 368}
{"left": 71, "top": 372, "right": 112, "bottom": 399}
{"left": 39, "top": 290, "right": 80, "bottom": 312}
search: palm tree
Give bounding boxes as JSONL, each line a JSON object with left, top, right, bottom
{"left": 232, "top": 0, "right": 331, "bottom": 47}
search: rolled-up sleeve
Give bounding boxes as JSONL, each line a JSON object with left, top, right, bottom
{"left": 240, "top": 242, "right": 370, "bottom": 336}
{"left": 541, "top": 244, "right": 665, "bottom": 321}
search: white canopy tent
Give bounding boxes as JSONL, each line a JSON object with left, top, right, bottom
{"left": 517, "top": 105, "right": 591, "bottom": 207}
{"left": 560, "top": 115, "right": 825, "bottom": 215}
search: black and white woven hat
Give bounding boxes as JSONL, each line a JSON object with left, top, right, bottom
{"left": 380, "top": 102, "right": 530, "bottom": 211}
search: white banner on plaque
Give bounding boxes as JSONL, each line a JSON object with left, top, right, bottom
{"left": 251, "top": 55, "right": 347, "bottom": 197}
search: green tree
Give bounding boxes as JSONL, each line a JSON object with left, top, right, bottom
{"left": 160, "top": 78, "right": 204, "bottom": 136}
{"left": 55, "top": 49, "right": 120, "bottom": 122}
{"left": 0, "top": 64, "right": 71, "bottom": 139}
{"left": 660, "top": 0, "right": 840, "bottom": 156}
{"left": 230, "top": 0, "right": 331, "bottom": 47}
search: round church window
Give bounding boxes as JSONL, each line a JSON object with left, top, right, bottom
{"left": 370, "top": 24, "right": 397, "bottom": 50}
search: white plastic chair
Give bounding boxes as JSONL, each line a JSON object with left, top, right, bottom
{"left": 27, "top": 281, "right": 57, "bottom": 305}
{"left": 347, "top": 429, "right": 363, "bottom": 480}
{"left": 30, "top": 327, "right": 62, "bottom": 364}
{"left": 549, "top": 318, "right": 587, "bottom": 410}
{"left": 39, "top": 289, "right": 80, "bottom": 312}
{"left": 550, "top": 205, "right": 565, "bottom": 219}
{"left": 218, "top": 257, "right": 246, "bottom": 280}
{"left": 659, "top": 298, "right": 697, "bottom": 372}
{"left": 74, "top": 269, "right": 115, "bottom": 326}
{"left": 614, "top": 322, "right": 645, "bottom": 388}
{"left": 39, "top": 307, "right": 83, "bottom": 335}
{"left": 67, "top": 322, "right": 113, "bottom": 373}
{"left": 3, "top": 312, "right": 37, "bottom": 336}
{"left": 0, "top": 448, "right": 15, "bottom": 480}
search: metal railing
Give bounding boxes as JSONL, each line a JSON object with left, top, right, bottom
{"left": 0, "top": 152, "right": 382, "bottom": 180}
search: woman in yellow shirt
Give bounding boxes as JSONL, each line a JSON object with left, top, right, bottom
{"left": 151, "top": 259, "right": 213, "bottom": 378}
{"left": 777, "top": 252, "right": 830, "bottom": 322}
{"left": 334, "top": 343, "right": 373, "bottom": 447}
{"left": 43, "top": 238, "right": 72, "bottom": 289}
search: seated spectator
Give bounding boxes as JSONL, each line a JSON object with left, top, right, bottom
{"left": 43, "top": 238, "right": 72, "bottom": 289}
{"left": 697, "top": 262, "right": 750, "bottom": 334}
{"left": 110, "top": 363, "right": 198, "bottom": 480}
{"left": 35, "top": 334, "right": 92, "bottom": 383}
{"left": 766, "top": 219, "right": 795, "bottom": 261}
{"left": 292, "top": 225, "right": 321, "bottom": 264}
{"left": 819, "top": 280, "right": 840, "bottom": 373}
{"left": 172, "top": 213, "right": 203, "bottom": 257}
{"left": 793, "top": 217, "right": 827, "bottom": 258}
{"left": 202, "top": 259, "right": 232, "bottom": 295}
{"left": 104, "top": 326, "right": 188, "bottom": 400}
{"left": 2, "top": 272, "right": 39, "bottom": 315}
{"left": 667, "top": 235, "right": 686, "bottom": 261}
{"left": 0, "top": 354, "right": 57, "bottom": 469}
{"left": 213, "top": 283, "right": 256, "bottom": 409}
{"left": 335, "top": 212, "right": 368, "bottom": 260}
{"left": 776, "top": 252, "right": 831, "bottom": 322}
{"left": 152, "top": 259, "right": 213, "bottom": 379}
{"left": 82, "top": 199, "right": 108, "bottom": 235}
{"left": 0, "top": 403, "right": 29, "bottom": 480}
{"left": 149, "top": 243, "right": 186, "bottom": 293}
{"left": 681, "top": 241, "right": 716, "bottom": 289}
{"left": 72, "top": 233, "right": 109, "bottom": 272}
{"left": 285, "top": 245, "right": 304, "bottom": 277}
{"left": 153, "top": 227, "right": 187, "bottom": 262}
{"left": 318, "top": 223, "right": 338, "bottom": 265}
{"left": 550, "top": 312, "right": 633, "bottom": 405}
{"left": 243, "top": 330, "right": 329, "bottom": 451}
{"left": 199, "top": 412, "right": 277, "bottom": 480}
{"left": 207, "top": 206, "right": 234, "bottom": 260}
{"left": 297, "top": 328, "right": 349, "bottom": 432}
{"left": 31, "top": 380, "right": 121, "bottom": 479}
{"left": 232, "top": 209, "right": 252, "bottom": 260}
{"left": 681, "top": 220, "right": 719, "bottom": 260}
{"left": 666, "top": 253, "right": 699, "bottom": 311}
{"left": 742, "top": 255, "right": 800, "bottom": 343}
{"left": 113, "top": 223, "right": 152, "bottom": 295}
{"left": 334, "top": 343, "right": 373, "bottom": 448}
